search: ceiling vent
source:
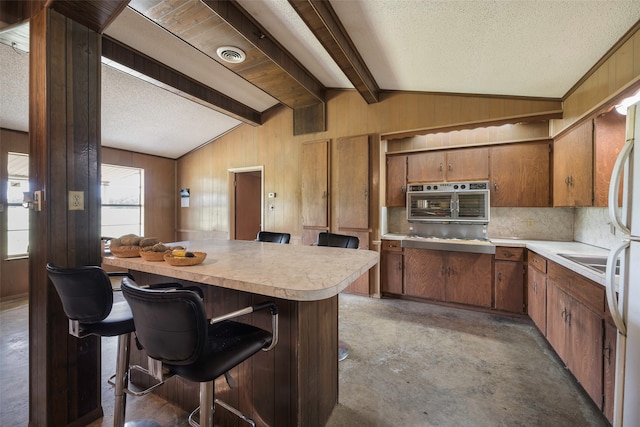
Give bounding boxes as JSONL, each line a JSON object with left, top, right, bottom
{"left": 216, "top": 46, "right": 246, "bottom": 64}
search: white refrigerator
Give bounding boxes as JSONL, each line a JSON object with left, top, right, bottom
{"left": 607, "top": 100, "right": 640, "bottom": 427}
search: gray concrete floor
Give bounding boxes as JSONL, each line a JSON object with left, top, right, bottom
{"left": 1, "top": 294, "right": 609, "bottom": 426}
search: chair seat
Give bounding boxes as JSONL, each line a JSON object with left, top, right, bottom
{"left": 168, "top": 320, "right": 272, "bottom": 383}
{"left": 79, "top": 295, "right": 135, "bottom": 337}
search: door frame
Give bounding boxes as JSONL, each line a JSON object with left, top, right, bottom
{"left": 228, "top": 166, "right": 264, "bottom": 240}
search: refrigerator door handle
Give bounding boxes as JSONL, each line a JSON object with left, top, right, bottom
{"left": 606, "top": 240, "right": 629, "bottom": 336}
{"left": 608, "top": 139, "right": 633, "bottom": 235}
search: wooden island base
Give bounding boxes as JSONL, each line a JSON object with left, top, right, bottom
{"left": 129, "top": 271, "right": 339, "bottom": 427}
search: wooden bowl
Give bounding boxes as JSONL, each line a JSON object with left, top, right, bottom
{"left": 139, "top": 250, "right": 169, "bottom": 261}
{"left": 109, "top": 246, "right": 141, "bottom": 258}
{"left": 163, "top": 252, "right": 207, "bottom": 266}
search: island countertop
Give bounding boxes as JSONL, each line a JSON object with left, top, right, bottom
{"left": 103, "top": 238, "right": 379, "bottom": 301}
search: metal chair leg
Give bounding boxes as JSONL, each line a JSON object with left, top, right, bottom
{"left": 113, "top": 332, "right": 131, "bottom": 427}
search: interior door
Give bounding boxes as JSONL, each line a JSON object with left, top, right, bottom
{"left": 234, "top": 171, "right": 262, "bottom": 241}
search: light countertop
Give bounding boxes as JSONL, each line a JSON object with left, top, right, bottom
{"left": 382, "top": 234, "right": 612, "bottom": 286}
{"left": 103, "top": 238, "right": 379, "bottom": 301}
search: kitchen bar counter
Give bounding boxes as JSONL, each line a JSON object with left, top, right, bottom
{"left": 103, "top": 238, "right": 379, "bottom": 301}
{"left": 103, "top": 238, "right": 379, "bottom": 427}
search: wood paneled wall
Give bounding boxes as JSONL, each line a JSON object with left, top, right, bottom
{"left": 102, "top": 147, "right": 176, "bottom": 243}
{"left": 552, "top": 24, "right": 640, "bottom": 135}
{"left": 177, "top": 90, "right": 561, "bottom": 242}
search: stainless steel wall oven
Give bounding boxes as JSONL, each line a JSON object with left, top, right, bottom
{"left": 407, "top": 181, "right": 490, "bottom": 223}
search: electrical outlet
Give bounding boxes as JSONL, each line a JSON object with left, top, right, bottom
{"left": 69, "top": 191, "right": 84, "bottom": 211}
{"left": 526, "top": 219, "right": 533, "bottom": 228}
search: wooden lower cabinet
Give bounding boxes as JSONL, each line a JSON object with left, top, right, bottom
{"left": 603, "top": 321, "right": 618, "bottom": 424}
{"left": 527, "top": 264, "right": 547, "bottom": 334}
{"left": 381, "top": 239, "right": 403, "bottom": 295}
{"left": 546, "top": 281, "right": 603, "bottom": 406}
{"left": 494, "top": 246, "right": 525, "bottom": 313}
{"left": 404, "top": 248, "right": 492, "bottom": 307}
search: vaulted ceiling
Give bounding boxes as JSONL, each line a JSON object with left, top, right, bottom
{"left": 1, "top": 1, "right": 640, "bottom": 159}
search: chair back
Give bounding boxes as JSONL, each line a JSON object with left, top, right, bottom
{"left": 316, "top": 232, "right": 359, "bottom": 249}
{"left": 121, "top": 278, "right": 207, "bottom": 365}
{"left": 257, "top": 231, "right": 291, "bottom": 244}
{"left": 46, "top": 264, "right": 114, "bottom": 323}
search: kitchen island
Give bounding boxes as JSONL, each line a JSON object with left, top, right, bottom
{"left": 103, "top": 238, "right": 379, "bottom": 427}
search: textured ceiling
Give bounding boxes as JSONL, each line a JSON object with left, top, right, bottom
{"left": 1, "top": 1, "right": 640, "bottom": 159}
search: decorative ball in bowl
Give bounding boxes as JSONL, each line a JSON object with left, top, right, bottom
{"left": 164, "top": 251, "right": 207, "bottom": 266}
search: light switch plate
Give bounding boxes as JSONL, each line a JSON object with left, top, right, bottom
{"left": 69, "top": 191, "right": 84, "bottom": 211}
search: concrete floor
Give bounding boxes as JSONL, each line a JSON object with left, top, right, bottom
{"left": 1, "top": 294, "right": 609, "bottom": 426}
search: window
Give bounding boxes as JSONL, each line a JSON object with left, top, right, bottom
{"left": 7, "top": 153, "right": 29, "bottom": 256}
{"left": 101, "top": 164, "right": 144, "bottom": 238}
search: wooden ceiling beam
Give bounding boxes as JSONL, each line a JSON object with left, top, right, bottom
{"left": 288, "top": 0, "right": 380, "bottom": 104}
{"left": 49, "top": 0, "right": 130, "bottom": 33}
{"left": 201, "top": 0, "right": 325, "bottom": 107}
{"left": 102, "top": 36, "right": 262, "bottom": 126}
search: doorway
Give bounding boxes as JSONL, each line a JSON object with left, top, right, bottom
{"left": 229, "top": 167, "right": 263, "bottom": 241}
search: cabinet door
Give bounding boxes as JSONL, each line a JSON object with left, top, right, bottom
{"left": 338, "top": 136, "right": 369, "bottom": 229}
{"left": 446, "top": 252, "right": 492, "bottom": 307}
{"left": 301, "top": 140, "right": 329, "bottom": 228}
{"left": 603, "top": 321, "right": 618, "bottom": 423}
{"left": 407, "top": 151, "right": 445, "bottom": 183}
{"left": 494, "top": 260, "right": 524, "bottom": 313}
{"left": 527, "top": 264, "right": 547, "bottom": 334}
{"left": 594, "top": 110, "right": 625, "bottom": 207}
{"left": 446, "top": 147, "right": 489, "bottom": 182}
{"left": 381, "top": 251, "right": 403, "bottom": 295}
{"left": 404, "top": 248, "right": 445, "bottom": 300}
{"left": 386, "top": 155, "right": 407, "bottom": 207}
{"left": 490, "top": 142, "right": 550, "bottom": 207}
{"left": 546, "top": 282, "right": 571, "bottom": 363}
{"left": 568, "top": 295, "right": 603, "bottom": 407}
{"left": 553, "top": 120, "right": 593, "bottom": 207}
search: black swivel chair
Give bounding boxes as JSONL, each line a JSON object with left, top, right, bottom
{"left": 256, "top": 230, "right": 291, "bottom": 244}
{"left": 315, "top": 232, "right": 359, "bottom": 361}
{"left": 46, "top": 264, "right": 183, "bottom": 427}
{"left": 121, "top": 278, "right": 278, "bottom": 427}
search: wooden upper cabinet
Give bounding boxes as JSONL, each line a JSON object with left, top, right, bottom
{"left": 445, "top": 147, "right": 489, "bottom": 182}
{"left": 490, "top": 141, "right": 551, "bottom": 207}
{"left": 337, "top": 135, "right": 369, "bottom": 230}
{"left": 407, "top": 151, "right": 445, "bottom": 182}
{"left": 301, "top": 140, "right": 329, "bottom": 228}
{"left": 407, "top": 147, "right": 489, "bottom": 183}
{"left": 594, "top": 110, "right": 625, "bottom": 207}
{"left": 553, "top": 120, "right": 593, "bottom": 207}
{"left": 386, "top": 155, "right": 407, "bottom": 207}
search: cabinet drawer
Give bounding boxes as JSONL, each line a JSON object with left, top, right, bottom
{"left": 528, "top": 251, "right": 547, "bottom": 273}
{"left": 495, "top": 246, "right": 524, "bottom": 261}
{"left": 381, "top": 239, "right": 403, "bottom": 253}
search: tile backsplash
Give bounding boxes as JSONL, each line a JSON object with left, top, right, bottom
{"left": 382, "top": 208, "right": 622, "bottom": 249}
{"left": 385, "top": 206, "right": 617, "bottom": 247}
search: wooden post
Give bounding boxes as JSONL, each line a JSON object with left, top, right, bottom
{"left": 29, "top": 7, "right": 103, "bottom": 426}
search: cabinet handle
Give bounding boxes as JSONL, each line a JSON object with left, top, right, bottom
{"left": 322, "top": 190, "right": 328, "bottom": 198}
{"left": 364, "top": 189, "right": 368, "bottom": 199}
{"left": 401, "top": 184, "right": 406, "bottom": 193}
{"left": 448, "top": 163, "right": 453, "bottom": 171}
{"left": 503, "top": 252, "right": 514, "bottom": 258}
{"left": 493, "top": 182, "right": 498, "bottom": 191}
{"left": 566, "top": 312, "right": 571, "bottom": 326}
{"left": 533, "top": 281, "right": 537, "bottom": 293}
{"left": 388, "top": 243, "right": 398, "bottom": 248}
{"left": 603, "top": 345, "right": 612, "bottom": 364}
{"left": 561, "top": 308, "right": 567, "bottom": 321}
{"left": 447, "top": 267, "right": 452, "bottom": 277}
{"left": 440, "top": 266, "right": 446, "bottom": 276}
{"left": 497, "top": 272, "right": 502, "bottom": 282}
{"left": 439, "top": 162, "right": 443, "bottom": 171}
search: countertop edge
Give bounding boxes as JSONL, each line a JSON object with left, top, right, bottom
{"left": 381, "top": 234, "right": 610, "bottom": 287}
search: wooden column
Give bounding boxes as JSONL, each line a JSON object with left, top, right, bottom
{"left": 29, "top": 8, "right": 103, "bottom": 426}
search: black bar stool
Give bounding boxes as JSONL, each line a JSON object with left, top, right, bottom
{"left": 121, "top": 278, "right": 278, "bottom": 427}
{"left": 256, "top": 230, "right": 291, "bottom": 244}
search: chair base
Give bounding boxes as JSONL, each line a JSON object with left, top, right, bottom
{"left": 124, "top": 420, "right": 162, "bottom": 427}
{"left": 188, "top": 382, "right": 256, "bottom": 427}
{"left": 338, "top": 339, "right": 350, "bottom": 361}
